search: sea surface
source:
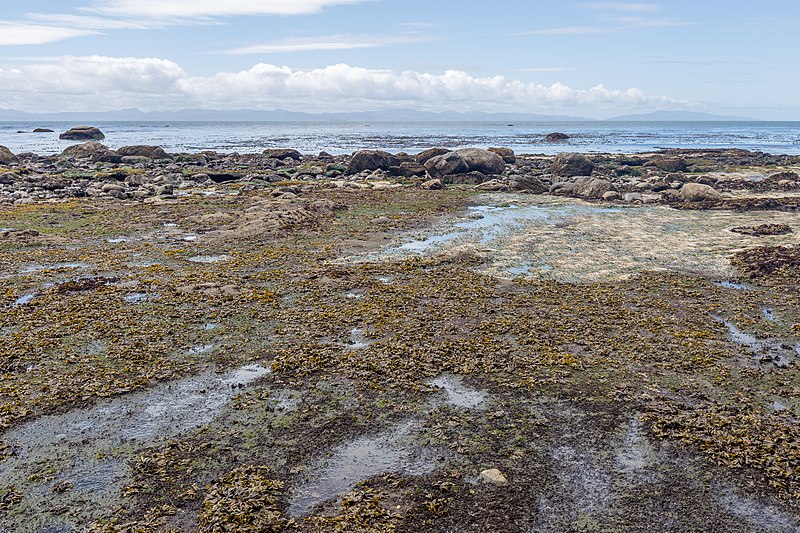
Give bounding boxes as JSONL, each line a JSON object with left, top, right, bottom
{"left": 2, "top": 121, "right": 800, "bottom": 156}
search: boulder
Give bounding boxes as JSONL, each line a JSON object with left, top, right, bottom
{"left": 397, "top": 161, "right": 427, "bottom": 177}
{"left": 475, "top": 179, "right": 507, "bottom": 192}
{"left": 551, "top": 153, "right": 594, "bottom": 177}
{"left": 346, "top": 150, "right": 401, "bottom": 175}
{"left": 415, "top": 148, "right": 450, "bottom": 165}
{"left": 116, "top": 145, "right": 169, "bottom": 159}
{"left": 59, "top": 126, "right": 105, "bottom": 141}
{"left": 263, "top": 148, "right": 302, "bottom": 161}
{"left": 0, "top": 172, "right": 19, "bottom": 184}
{"left": 425, "top": 152, "right": 468, "bottom": 179}
{"left": 60, "top": 142, "right": 109, "bottom": 158}
{"left": 650, "top": 157, "right": 688, "bottom": 172}
{"left": 680, "top": 183, "right": 722, "bottom": 202}
{"left": 456, "top": 148, "right": 506, "bottom": 175}
{"left": 480, "top": 469, "right": 508, "bottom": 486}
{"left": 420, "top": 178, "right": 444, "bottom": 190}
{"left": 550, "top": 182, "right": 576, "bottom": 196}
{"left": 545, "top": 132, "right": 570, "bottom": 141}
{"left": 509, "top": 175, "right": 547, "bottom": 193}
{"left": 602, "top": 191, "right": 622, "bottom": 201}
{"left": 574, "top": 176, "right": 614, "bottom": 199}
{"left": 33, "top": 128, "right": 54, "bottom": 133}
{"left": 488, "top": 147, "right": 516, "bottom": 164}
{"left": 0, "top": 146, "right": 19, "bottom": 165}
{"left": 443, "top": 171, "right": 488, "bottom": 185}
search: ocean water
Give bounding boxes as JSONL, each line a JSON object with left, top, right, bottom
{"left": 1, "top": 121, "right": 800, "bottom": 156}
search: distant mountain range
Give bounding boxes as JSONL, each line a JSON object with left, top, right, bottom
{"left": 0, "top": 108, "right": 754, "bottom": 123}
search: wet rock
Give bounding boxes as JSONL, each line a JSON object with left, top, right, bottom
{"left": 59, "top": 126, "right": 105, "bottom": 141}
{"left": 480, "top": 468, "right": 508, "bottom": 486}
{"left": 545, "top": 132, "right": 570, "bottom": 141}
{"left": 420, "top": 178, "right": 444, "bottom": 190}
{"left": 456, "top": 148, "right": 506, "bottom": 175}
{"left": 768, "top": 171, "right": 799, "bottom": 181}
{"left": 346, "top": 150, "right": 401, "bottom": 175}
{"left": 488, "top": 147, "right": 516, "bottom": 164}
{"left": 0, "top": 145, "right": 19, "bottom": 165}
{"left": 680, "top": 183, "right": 722, "bottom": 202}
{"left": 0, "top": 172, "right": 19, "bottom": 185}
{"left": 551, "top": 153, "right": 594, "bottom": 178}
{"left": 574, "top": 177, "right": 614, "bottom": 199}
{"left": 425, "top": 152, "right": 468, "bottom": 179}
{"left": 33, "top": 128, "right": 54, "bottom": 133}
{"left": 60, "top": 142, "right": 109, "bottom": 159}
{"left": 116, "top": 145, "right": 170, "bottom": 159}
{"left": 263, "top": 148, "right": 302, "bottom": 161}
{"left": 509, "top": 175, "right": 547, "bottom": 193}
{"left": 731, "top": 224, "right": 792, "bottom": 237}
{"left": 415, "top": 147, "right": 450, "bottom": 165}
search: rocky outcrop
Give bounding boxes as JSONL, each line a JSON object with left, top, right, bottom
{"left": 424, "top": 152, "right": 468, "bottom": 179}
{"left": 680, "top": 183, "right": 722, "bottom": 202}
{"left": 545, "top": 132, "right": 570, "bottom": 141}
{"left": 346, "top": 150, "right": 401, "bottom": 175}
{"left": 117, "top": 146, "right": 170, "bottom": 159}
{"left": 551, "top": 153, "right": 594, "bottom": 177}
{"left": 59, "top": 126, "right": 105, "bottom": 141}
{"left": 456, "top": 148, "right": 506, "bottom": 175}
{"left": 33, "top": 128, "right": 54, "bottom": 133}
{"left": 415, "top": 148, "right": 450, "bottom": 165}
{"left": 263, "top": 148, "right": 302, "bottom": 161}
{"left": 731, "top": 224, "right": 792, "bottom": 237}
{"left": 0, "top": 146, "right": 19, "bottom": 165}
{"left": 649, "top": 157, "right": 688, "bottom": 172}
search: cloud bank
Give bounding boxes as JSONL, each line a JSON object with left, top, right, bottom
{"left": 0, "top": 56, "right": 690, "bottom": 115}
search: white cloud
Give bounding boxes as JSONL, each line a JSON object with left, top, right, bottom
{"left": 0, "top": 22, "right": 97, "bottom": 46}
{"left": 86, "top": 0, "right": 368, "bottom": 19}
{"left": 522, "top": 27, "right": 615, "bottom": 35}
{"left": 0, "top": 56, "right": 690, "bottom": 114}
{"left": 221, "top": 34, "right": 434, "bottom": 54}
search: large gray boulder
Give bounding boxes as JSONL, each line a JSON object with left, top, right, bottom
{"left": 346, "top": 150, "right": 400, "bottom": 175}
{"left": 60, "top": 142, "right": 109, "bottom": 158}
{"left": 0, "top": 146, "right": 18, "bottom": 165}
{"left": 488, "top": 147, "right": 516, "bottom": 164}
{"left": 415, "top": 148, "right": 450, "bottom": 165}
{"left": 551, "top": 153, "right": 594, "bottom": 177}
{"left": 117, "top": 145, "right": 170, "bottom": 159}
{"left": 424, "top": 152, "right": 468, "bottom": 179}
{"left": 509, "top": 175, "right": 548, "bottom": 193}
{"left": 263, "top": 148, "right": 302, "bottom": 161}
{"left": 59, "top": 126, "right": 105, "bottom": 141}
{"left": 456, "top": 148, "right": 506, "bottom": 175}
{"left": 680, "top": 183, "right": 722, "bottom": 202}
{"left": 574, "top": 177, "right": 614, "bottom": 199}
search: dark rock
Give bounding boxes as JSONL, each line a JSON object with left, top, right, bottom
{"left": 551, "top": 153, "right": 594, "bottom": 178}
{"left": 415, "top": 148, "right": 450, "bottom": 165}
{"left": 731, "top": 224, "right": 792, "bottom": 237}
{"left": 0, "top": 172, "right": 20, "bottom": 184}
{"left": 117, "top": 145, "right": 170, "bottom": 159}
{"left": 732, "top": 244, "right": 800, "bottom": 277}
{"left": 649, "top": 157, "right": 688, "bottom": 172}
{"left": 456, "top": 148, "right": 506, "bottom": 175}
{"left": 550, "top": 181, "right": 576, "bottom": 196}
{"left": 33, "top": 128, "right": 54, "bottom": 133}
{"left": 396, "top": 162, "right": 427, "bottom": 177}
{"left": 206, "top": 172, "right": 244, "bottom": 183}
{"left": 509, "top": 175, "right": 547, "bottom": 193}
{"left": 424, "top": 152, "right": 468, "bottom": 179}
{"left": 346, "top": 150, "right": 401, "bottom": 175}
{"left": 545, "top": 132, "right": 570, "bottom": 141}
{"left": 59, "top": 126, "right": 105, "bottom": 141}
{"left": 442, "top": 171, "right": 488, "bottom": 185}
{"left": 488, "top": 147, "right": 516, "bottom": 164}
{"left": 60, "top": 142, "right": 109, "bottom": 158}
{"left": 263, "top": 148, "right": 302, "bottom": 161}
{"left": 0, "top": 146, "right": 19, "bottom": 165}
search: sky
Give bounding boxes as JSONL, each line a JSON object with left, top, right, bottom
{"left": 0, "top": 0, "right": 797, "bottom": 119}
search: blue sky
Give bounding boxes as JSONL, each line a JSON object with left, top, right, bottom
{"left": 0, "top": 1, "right": 797, "bottom": 118}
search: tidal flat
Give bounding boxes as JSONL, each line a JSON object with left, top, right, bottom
{"left": 1, "top": 144, "right": 800, "bottom": 531}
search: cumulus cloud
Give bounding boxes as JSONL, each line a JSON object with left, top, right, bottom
{"left": 87, "top": 0, "right": 368, "bottom": 19}
{"left": 0, "top": 56, "right": 690, "bottom": 114}
{"left": 0, "top": 22, "right": 96, "bottom": 46}
{"left": 221, "top": 34, "right": 434, "bottom": 55}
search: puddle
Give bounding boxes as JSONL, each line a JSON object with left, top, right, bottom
{"left": 289, "top": 420, "right": 441, "bottom": 516}
{"left": 187, "top": 343, "right": 216, "bottom": 355}
{"left": 188, "top": 255, "right": 231, "bottom": 264}
{"left": 19, "top": 262, "right": 90, "bottom": 274}
{"left": 181, "top": 235, "right": 198, "bottom": 242}
{"left": 427, "top": 375, "right": 486, "bottom": 409}
{"left": 716, "top": 317, "right": 794, "bottom": 368}
{"left": 344, "top": 291, "right": 363, "bottom": 300}
{"left": 715, "top": 483, "right": 800, "bottom": 532}
{"left": 123, "top": 292, "right": 149, "bottom": 304}
{"left": 346, "top": 328, "right": 372, "bottom": 350}
{"left": 13, "top": 293, "right": 36, "bottom": 306}
{"left": 548, "top": 445, "right": 611, "bottom": 515}
{"left": 376, "top": 276, "right": 393, "bottom": 285}
{"left": 344, "top": 195, "right": 800, "bottom": 283}
{"left": 762, "top": 309, "right": 778, "bottom": 322}
{"left": 715, "top": 281, "right": 752, "bottom": 291}
{"left": 107, "top": 237, "right": 129, "bottom": 244}
{"left": 0, "top": 363, "right": 271, "bottom": 513}
{"left": 202, "top": 323, "right": 218, "bottom": 330}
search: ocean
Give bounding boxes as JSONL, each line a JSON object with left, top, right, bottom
{"left": 2, "top": 121, "right": 800, "bottom": 156}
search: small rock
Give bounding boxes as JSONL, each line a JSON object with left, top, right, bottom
{"left": 263, "top": 148, "right": 302, "bottom": 161}
{"left": 480, "top": 468, "right": 508, "bottom": 486}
